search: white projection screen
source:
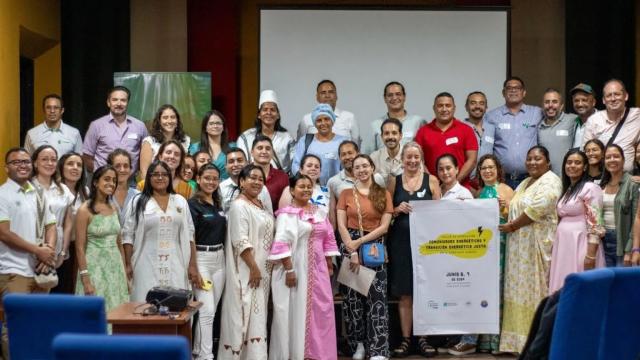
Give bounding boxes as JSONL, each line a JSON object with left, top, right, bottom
{"left": 260, "top": 9, "right": 508, "bottom": 152}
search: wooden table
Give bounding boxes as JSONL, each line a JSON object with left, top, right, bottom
{"left": 108, "top": 301, "right": 201, "bottom": 346}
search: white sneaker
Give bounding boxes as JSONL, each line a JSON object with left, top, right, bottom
{"left": 352, "top": 342, "right": 365, "bottom": 360}
{"left": 370, "top": 356, "right": 388, "bottom": 360}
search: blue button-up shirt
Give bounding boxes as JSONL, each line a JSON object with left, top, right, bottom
{"left": 479, "top": 104, "right": 543, "bottom": 175}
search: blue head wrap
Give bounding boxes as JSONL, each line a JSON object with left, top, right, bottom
{"left": 311, "top": 103, "right": 336, "bottom": 123}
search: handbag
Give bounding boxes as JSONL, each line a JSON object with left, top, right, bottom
{"left": 353, "top": 185, "right": 385, "bottom": 268}
{"left": 33, "top": 185, "right": 59, "bottom": 289}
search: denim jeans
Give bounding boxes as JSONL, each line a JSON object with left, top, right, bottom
{"left": 603, "top": 229, "right": 618, "bottom": 267}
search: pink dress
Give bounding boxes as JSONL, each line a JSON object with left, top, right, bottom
{"left": 268, "top": 205, "right": 341, "bottom": 360}
{"left": 549, "top": 182, "right": 605, "bottom": 294}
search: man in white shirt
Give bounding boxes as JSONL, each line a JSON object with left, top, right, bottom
{"left": 0, "top": 147, "right": 57, "bottom": 359}
{"left": 369, "top": 118, "right": 403, "bottom": 185}
{"left": 24, "top": 94, "right": 83, "bottom": 156}
{"left": 219, "top": 148, "right": 273, "bottom": 214}
{"left": 582, "top": 79, "right": 640, "bottom": 171}
{"left": 297, "top": 80, "right": 359, "bottom": 146}
{"left": 368, "top": 81, "right": 426, "bottom": 153}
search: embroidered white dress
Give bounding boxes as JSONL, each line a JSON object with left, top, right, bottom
{"left": 217, "top": 199, "right": 275, "bottom": 360}
{"left": 122, "top": 194, "right": 194, "bottom": 302}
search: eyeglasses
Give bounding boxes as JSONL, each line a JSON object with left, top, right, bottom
{"left": 150, "top": 172, "right": 170, "bottom": 179}
{"left": 7, "top": 160, "right": 32, "bottom": 166}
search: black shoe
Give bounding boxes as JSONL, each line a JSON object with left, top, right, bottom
{"left": 392, "top": 337, "right": 411, "bottom": 358}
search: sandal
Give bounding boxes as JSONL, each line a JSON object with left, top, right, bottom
{"left": 418, "top": 336, "right": 436, "bottom": 358}
{"left": 392, "top": 337, "right": 411, "bottom": 358}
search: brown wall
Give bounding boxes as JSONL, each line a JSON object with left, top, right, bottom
{"left": 130, "top": 0, "right": 187, "bottom": 71}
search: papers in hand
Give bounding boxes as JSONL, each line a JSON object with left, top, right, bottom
{"left": 337, "top": 258, "right": 376, "bottom": 296}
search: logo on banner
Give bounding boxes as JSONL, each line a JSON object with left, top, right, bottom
{"left": 418, "top": 226, "right": 493, "bottom": 259}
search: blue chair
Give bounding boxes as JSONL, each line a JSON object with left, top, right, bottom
{"left": 3, "top": 294, "right": 106, "bottom": 359}
{"left": 598, "top": 267, "right": 640, "bottom": 359}
{"left": 549, "top": 268, "right": 615, "bottom": 360}
{"left": 52, "top": 334, "right": 190, "bottom": 359}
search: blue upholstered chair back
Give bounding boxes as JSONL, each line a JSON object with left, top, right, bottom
{"left": 598, "top": 267, "right": 640, "bottom": 359}
{"left": 52, "top": 334, "right": 190, "bottom": 360}
{"left": 549, "top": 268, "right": 614, "bottom": 360}
{"left": 3, "top": 294, "right": 107, "bottom": 360}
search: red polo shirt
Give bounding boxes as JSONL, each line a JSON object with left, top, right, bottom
{"left": 265, "top": 165, "right": 289, "bottom": 211}
{"left": 414, "top": 119, "right": 478, "bottom": 187}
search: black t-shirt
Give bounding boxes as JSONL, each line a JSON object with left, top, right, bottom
{"left": 187, "top": 197, "right": 227, "bottom": 246}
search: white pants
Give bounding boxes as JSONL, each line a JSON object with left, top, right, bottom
{"left": 193, "top": 249, "right": 226, "bottom": 360}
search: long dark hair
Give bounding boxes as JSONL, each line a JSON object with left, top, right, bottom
{"left": 560, "top": 149, "right": 589, "bottom": 204}
{"left": 31, "top": 145, "right": 64, "bottom": 196}
{"left": 255, "top": 103, "right": 288, "bottom": 133}
{"left": 57, "top": 152, "right": 88, "bottom": 202}
{"left": 133, "top": 160, "right": 175, "bottom": 227}
{"left": 633, "top": 143, "right": 640, "bottom": 176}
{"left": 150, "top": 104, "right": 187, "bottom": 144}
{"left": 88, "top": 165, "right": 117, "bottom": 214}
{"left": 194, "top": 163, "right": 222, "bottom": 209}
{"left": 584, "top": 139, "right": 605, "bottom": 178}
{"left": 352, "top": 154, "right": 387, "bottom": 213}
{"left": 600, "top": 144, "right": 626, "bottom": 188}
{"left": 199, "top": 110, "right": 230, "bottom": 156}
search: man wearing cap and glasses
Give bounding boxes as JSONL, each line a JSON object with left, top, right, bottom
{"left": 479, "top": 76, "right": 544, "bottom": 189}
{"left": 582, "top": 78, "right": 640, "bottom": 171}
{"left": 570, "top": 83, "right": 597, "bottom": 149}
{"left": 292, "top": 103, "right": 347, "bottom": 186}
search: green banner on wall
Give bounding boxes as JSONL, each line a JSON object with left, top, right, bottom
{"left": 114, "top": 72, "right": 211, "bottom": 141}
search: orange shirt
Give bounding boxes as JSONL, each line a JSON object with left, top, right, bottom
{"left": 337, "top": 188, "right": 393, "bottom": 232}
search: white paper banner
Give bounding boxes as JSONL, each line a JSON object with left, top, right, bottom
{"left": 409, "top": 199, "right": 500, "bottom": 335}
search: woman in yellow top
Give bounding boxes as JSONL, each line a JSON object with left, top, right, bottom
{"left": 138, "top": 139, "right": 192, "bottom": 199}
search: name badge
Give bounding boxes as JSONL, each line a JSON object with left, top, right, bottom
{"left": 484, "top": 136, "right": 495, "bottom": 144}
{"left": 498, "top": 123, "right": 511, "bottom": 130}
{"left": 556, "top": 129, "right": 569, "bottom": 136}
{"left": 127, "top": 133, "right": 138, "bottom": 140}
{"left": 403, "top": 131, "right": 414, "bottom": 138}
{"left": 324, "top": 152, "right": 337, "bottom": 160}
{"left": 445, "top": 137, "right": 459, "bottom": 146}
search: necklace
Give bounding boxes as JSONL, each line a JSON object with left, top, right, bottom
{"left": 403, "top": 172, "right": 422, "bottom": 195}
{"left": 240, "top": 193, "right": 263, "bottom": 209}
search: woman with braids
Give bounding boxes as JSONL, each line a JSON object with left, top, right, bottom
{"left": 123, "top": 160, "right": 202, "bottom": 302}
{"left": 549, "top": 149, "right": 605, "bottom": 293}
{"left": 139, "top": 104, "right": 191, "bottom": 179}
{"left": 188, "top": 164, "right": 227, "bottom": 360}
{"left": 74, "top": 165, "right": 128, "bottom": 311}
{"left": 337, "top": 154, "right": 393, "bottom": 360}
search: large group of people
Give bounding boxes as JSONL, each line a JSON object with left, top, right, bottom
{"left": 0, "top": 76, "right": 639, "bottom": 360}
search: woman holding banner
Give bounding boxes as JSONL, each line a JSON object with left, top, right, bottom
{"left": 386, "top": 142, "right": 440, "bottom": 358}
{"left": 498, "top": 146, "right": 562, "bottom": 354}
{"left": 337, "top": 154, "right": 393, "bottom": 360}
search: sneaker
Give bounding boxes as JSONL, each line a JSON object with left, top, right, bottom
{"left": 352, "top": 342, "right": 365, "bottom": 360}
{"left": 448, "top": 342, "right": 477, "bottom": 356}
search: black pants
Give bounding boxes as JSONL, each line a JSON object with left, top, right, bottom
{"left": 340, "top": 229, "right": 390, "bottom": 358}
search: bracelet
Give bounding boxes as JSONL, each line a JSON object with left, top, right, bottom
{"left": 285, "top": 268, "right": 295, "bottom": 274}
{"left": 79, "top": 269, "right": 90, "bottom": 276}
{"left": 349, "top": 252, "right": 358, "bottom": 258}
{"left": 632, "top": 248, "right": 640, "bottom": 254}
{"left": 585, "top": 254, "right": 596, "bottom": 260}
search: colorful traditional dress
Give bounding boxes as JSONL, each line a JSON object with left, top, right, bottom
{"left": 549, "top": 182, "right": 605, "bottom": 293}
{"left": 76, "top": 212, "right": 128, "bottom": 311}
{"left": 122, "top": 194, "right": 194, "bottom": 302}
{"left": 218, "top": 199, "right": 274, "bottom": 360}
{"left": 499, "top": 171, "right": 562, "bottom": 353}
{"left": 269, "top": 205, "right": 340, "bottom": 360}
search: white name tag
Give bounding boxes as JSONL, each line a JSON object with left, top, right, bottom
{"left": 556, "top": 129, "right": 569, "bottom": 136}
{"left": 445, "top": 137, "right": 459, "bottom": 146}
{"left": 498, "top": 123, "right": 511, "bottom": 130}
{"left": 324, "top": 152, "right": 338, "bottom": 160}
{"left": 127, "top": 133, "right": 138, "bottom": 140}
{"left": 484, "top": 136, "right": 494, "bottom": 144}
{"left": 403, "top": 131, "right": 414, "bottom": 138}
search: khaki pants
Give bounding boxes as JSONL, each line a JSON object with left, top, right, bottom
{"left": 0, "top": 274, "right": 49, "bottom": 360}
